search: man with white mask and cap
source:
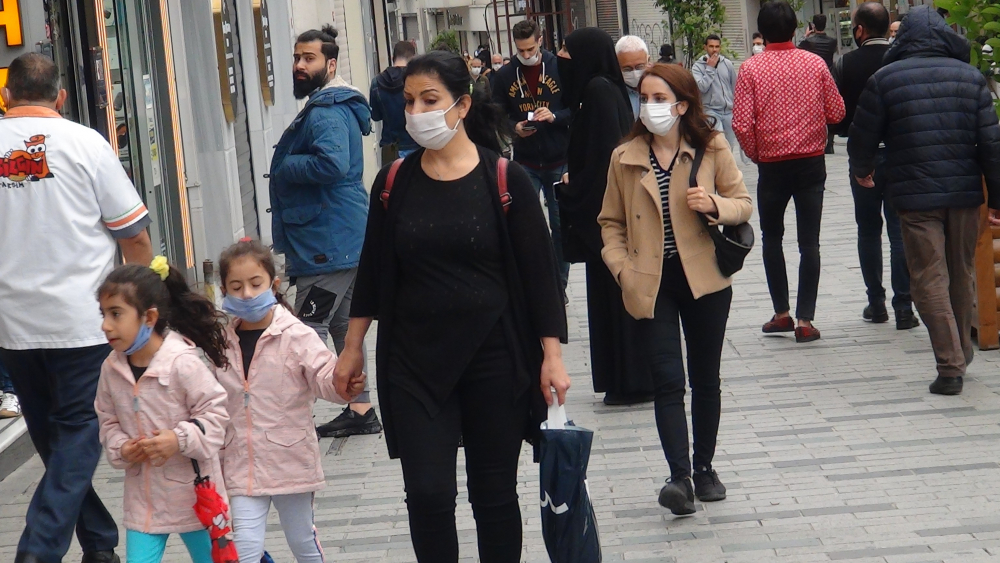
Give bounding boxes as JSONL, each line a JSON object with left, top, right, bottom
{"left": 615, "top": 35, "right": 650, "bottom": 121}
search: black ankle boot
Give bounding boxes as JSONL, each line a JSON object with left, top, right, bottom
{"left": 929, "top": 376, "right": 963, "bottom": 396}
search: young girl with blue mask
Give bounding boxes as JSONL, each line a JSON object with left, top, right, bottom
{"left": 214, "top": 240, "right": 365, "bottom": 563}
{"left": 94, "top": 257, "right": 232, "bottom": 563}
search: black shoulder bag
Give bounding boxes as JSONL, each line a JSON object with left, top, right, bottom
{"left": 690, "top": 148, "right": 754, "bottom": 277}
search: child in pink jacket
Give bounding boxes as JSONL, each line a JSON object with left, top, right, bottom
{"left": 94, "top": 258, "right": 232, "bottom": 563}
{"left": 215, "top": 240, "right": 365, "bottom": 563}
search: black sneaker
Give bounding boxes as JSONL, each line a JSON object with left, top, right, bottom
{"left": 81, "top": 552, "right": 121, "bottom": 563}
{"left": 316, "top": 406, "right": 383, "bottom": 438}
{"left": 896, "top": 310, "right": 920, "bottom": 330}
{"left": 693, "top": 468, "right": 727, "bottom": 502}
{"left": 658, "top": 477, "right": 696, "bottom": 515}
{"left": 863, "top": 303, "right": 889, "bottom": 323}
{"left": 929, "top": 376, "right": 963, "bottom": 396}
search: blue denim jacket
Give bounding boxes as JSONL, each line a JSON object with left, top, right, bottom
{"left": 270, "top": 79, "right": 373, "bottom": 277}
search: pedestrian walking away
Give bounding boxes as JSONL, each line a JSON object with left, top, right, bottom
{"left": 270, "top": 25, "right": 382, "bottom": 439}
{"left": 832, "top": 2, "right": 917, "bottom": 330}
{"left": 0, "top": 52, "right": 156, "bottom": 563}
{"left": 557, "top": 27, "right": 655, "bottom": 406}
{"left": 599, "top": 63, "right": 752, "bottom": 516}
{"left": 371, "top": 40, "right": 420, "bottom": 163}
{"left": 214, "top": 240, "right": 365, "bottom": 563}
{"left": 733, "top": 0, "right": 845, "bottom": 344}
{"left": 848, "top": 5, "right": 1000, "bottom": 395}
{"left": 492, "top": 19, "right": 572, "bottom": 292}
{"left": 340, "top": 51, "right": 571, "bottom": 562}
{"left": 94, "top": 260, "right": 231, "bottom": 563}
{"left": 692, "top": 34, "right": 739, "bottom": 152}
{"left": 799, "top": 14, "right": 840, "bottom": 155}
{"left": 616, "top": 35, "right": 651, "bottom": 121}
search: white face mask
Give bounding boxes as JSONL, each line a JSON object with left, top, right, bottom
{"left": 405, "top": 99, "right": 463, "bottom": 151}
{"left": 640, "top": 102, "right": 680, "bottom": 137}
{"left": 471, "top": 67, "right": 483, "bottom": 77}
{"left": 493, "top": 63, "right": 503, "bottom": 71}
{"left": 517, "top": 49, "right": 541, "bottom": 66}
{"left": 622, "top": 70, "right": 643, "bottom": 89}
{"left": 752, "top": 44, "right": 765, "bottom": 54}
{"left": 888, "top": 37, "right": 895, "bottom": 44}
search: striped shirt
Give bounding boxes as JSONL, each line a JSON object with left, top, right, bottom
{"left": 650, "top": 147, "right": 678, "bottom": 258}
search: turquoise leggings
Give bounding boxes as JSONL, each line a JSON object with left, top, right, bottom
{"left": 126, "top": 529, "right": 213, "bottom": 563}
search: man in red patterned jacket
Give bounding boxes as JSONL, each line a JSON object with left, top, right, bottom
{"left": 733, "top": 0, "right": 845, "bottom": 344}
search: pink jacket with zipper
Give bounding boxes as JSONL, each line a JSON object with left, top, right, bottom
{"left": 95, "top": 331, "right": 230, "bottom": 534}
{"left": 217, "top": 305, "right": 347, "bottom": 497}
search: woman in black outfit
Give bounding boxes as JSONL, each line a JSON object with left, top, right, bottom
{"left": 556, "top": 28, "right": 654, "bottom": 405}
{"left": 333, "top": 51, "right": 571, "bottom": 563}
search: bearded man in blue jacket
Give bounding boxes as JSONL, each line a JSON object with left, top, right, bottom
{"left": 270, "top": 25, "right": 382, "bottom": 437}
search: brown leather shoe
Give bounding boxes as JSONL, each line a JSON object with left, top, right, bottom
{"left": 762, "top": 315, "right": 795, "bottom": 333}
{"left": 795, "top": 325, "right": 821, "bottom": 343}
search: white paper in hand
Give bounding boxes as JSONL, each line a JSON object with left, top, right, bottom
{"left": 545, "top": 400, "right": 567, "bottom": 430}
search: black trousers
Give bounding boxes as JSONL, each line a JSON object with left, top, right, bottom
{"left": 757, "top": 156, "right": 826, "bottom": 321}
{"left": 388, "top": 327, "right": 528, "bottom": 563}
{"left": 0, "top": 345, "right": 119, "bottom": 561}
{"left": 637, "top": 256, "right": 732, "bottom": 479}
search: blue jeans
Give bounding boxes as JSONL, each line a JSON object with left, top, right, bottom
{"left": 850, "top": 150, "right": 911, "bottom": 313}
{"left": 126, "top": 529, "right": 212, "bottom": 563}
{"left": 0, "top": 345, "right": 119, "bottom": 560}
{"left": 706, "top": 109, "right": 739, "bottom": 152}
{"left": 0, "top": 357, "right": 13, "bottom": 394}
{"left": 523, "top": 164, "right": 570, "bottom": 289}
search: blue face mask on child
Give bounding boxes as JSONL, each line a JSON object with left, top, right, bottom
{"left": 222, "top": 290, "right": 277, "bottom": 323}
{"left": 125, "top": 322, "right": 154, "bottom": 356}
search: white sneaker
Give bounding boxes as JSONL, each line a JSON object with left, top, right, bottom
{"left": 0, "top": 393, "right": 21, "bottom": 418}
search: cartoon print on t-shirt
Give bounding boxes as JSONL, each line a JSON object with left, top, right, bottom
{"left": 2, "top": 135, "right": 54, "bottom": 183}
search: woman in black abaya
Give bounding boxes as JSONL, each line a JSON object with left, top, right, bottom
{"left": 556, "top": 28, "right": 654, "bottom": 405}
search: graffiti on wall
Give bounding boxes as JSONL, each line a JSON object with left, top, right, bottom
{"left": 631, "top": 18, "right": 668, "bottom": 53}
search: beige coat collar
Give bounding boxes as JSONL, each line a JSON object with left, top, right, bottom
{"left": 619, "top": 134, "right": 696, "bottom": 169}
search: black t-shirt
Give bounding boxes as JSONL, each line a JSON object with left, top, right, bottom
{"left": 129, "top": 363, "right": 148, "bottom": 380}
{"left": 391, "top": 164, "right": 509, "bottom": 405}
{"left": 237, "top": 329, "right": 266, "bottom": 379}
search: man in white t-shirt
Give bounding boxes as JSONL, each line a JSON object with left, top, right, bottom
{"left": 0, "top": 53, "right": 153, "bottom": 563}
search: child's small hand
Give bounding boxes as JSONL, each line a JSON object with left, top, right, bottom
{"left": 346, "top": 373, "right": 367, "bottom": 400}
{"left": 121, "top": 437, "right": 149, "bottom": 464}
{"left": 138, "top": 429, "right": 180, "bottom": 467}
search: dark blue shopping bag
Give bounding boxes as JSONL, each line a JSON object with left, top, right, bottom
{"left": 539, "top": 403, "right": 602, "bottom": 563}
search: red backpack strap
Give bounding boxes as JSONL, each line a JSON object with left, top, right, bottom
{"left": 497, "top": 158, "right": 511, "bottom": 214}
{"left": 380, "top": 158, "right": 405, "bottom": 210}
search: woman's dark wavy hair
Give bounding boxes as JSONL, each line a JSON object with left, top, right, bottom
{"left": 218, "top": 239, "right": 293, "bottom": 312}
{"left": 404, "top": 50, "right": 510, "bottom": 153}
{"left": 623, "top": 63, "right": 720, "bottom": 152}
{"left": 97, "top": 263, "right": 230, "bottom": 369}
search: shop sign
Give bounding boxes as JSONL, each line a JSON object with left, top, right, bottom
{"left": 0, "top": 0, "right": 23, "bottom": 47}
{"left": 212, "top": 0, "right": 238, "bottom": 122}
{"left": 253, "top": 0, "right": 274, "bottom": 106}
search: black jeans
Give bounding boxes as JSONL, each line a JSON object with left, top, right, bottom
{"left": 388, "top": 327, "right": 527, "bottom": 563}
{"left": 0, "top": 345, "right": 119, "bottom": 561}
{"left": 850, "top": 150, "right": 912, "bottom": 313}
{"left": 638, "top": 256, "right": 732, "bottom": 480}
{"left": 757, "top": 156, "right": 826, "bottom": 321}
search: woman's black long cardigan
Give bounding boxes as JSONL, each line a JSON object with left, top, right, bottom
{"left": 350, "top": 147, "right": 569, "bottom": 460}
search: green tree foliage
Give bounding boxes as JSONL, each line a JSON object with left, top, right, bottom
{"left": 935, "top": 0, "right": 1000, "bottom": 114}
{"left": 654, "top": 0, "right": 727, "bottom": 65}
{"left": 429, "top": 30, "right": 460, "bottom": 54}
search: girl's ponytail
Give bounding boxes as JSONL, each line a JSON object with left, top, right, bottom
{"left": 161, "top": 265, "right": 230, "bottom": 369}
{"left": 97, "top": 258, "right": 230, "bottom": 369}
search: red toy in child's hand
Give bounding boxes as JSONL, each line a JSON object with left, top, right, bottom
{"left": 193, "top": 469, "right": 239, "bottom": 563}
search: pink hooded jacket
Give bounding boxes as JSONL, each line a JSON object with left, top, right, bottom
{"left": 218, "top": 305, "right": 347, "bottom": 497}
{"left": 95, "top": 331, "right": 230, "bottom": 534}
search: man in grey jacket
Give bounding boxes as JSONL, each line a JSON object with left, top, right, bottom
{"left": 692, "top": 34, "right": 739, "bottom": 151}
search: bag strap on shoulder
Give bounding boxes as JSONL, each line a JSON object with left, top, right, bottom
{"left": 381, "top": 157, "right": 512, "bottom": 215}
{"left": 689, "top": 147, "right": 705, "bottom": 189}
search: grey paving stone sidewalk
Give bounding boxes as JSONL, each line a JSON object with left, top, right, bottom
{"left": 2, "top": 146, "right": 999, "bottom": 562}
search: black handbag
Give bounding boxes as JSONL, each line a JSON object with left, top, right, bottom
{"left": 689, "top": 147, "right": 754, "bottom": 277}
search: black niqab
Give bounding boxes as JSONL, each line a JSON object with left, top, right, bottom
{"left": 560, "top": 28, "right": 630, "bottom": 112}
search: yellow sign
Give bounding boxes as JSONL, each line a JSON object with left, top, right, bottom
{"left": 0, "top": 67, "right": 7, "bottom": 112}
{"left": 0, "top": 0, "right": 23, "bottom": 47}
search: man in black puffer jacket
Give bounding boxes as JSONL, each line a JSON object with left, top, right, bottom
{"left": 849, "top": 4, "right": 1000, "bottom": 396}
